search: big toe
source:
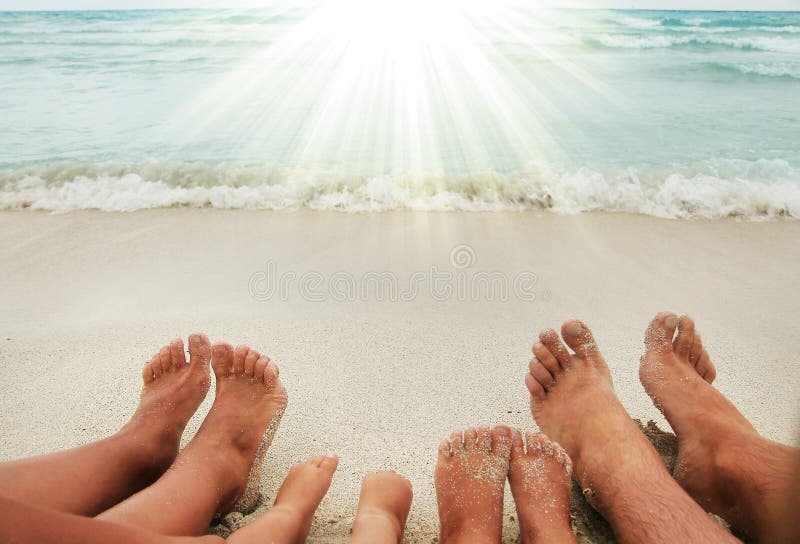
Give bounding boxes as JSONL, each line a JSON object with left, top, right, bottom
{"left": 644, "top": 311, "right": 678, "bottom": 355}
{"left": 560, "top": 319, "right": 601, "bottom": 361}
{"left": 189, "top": 333, "right": 212, "bottom": 372}
{"left": 211, "top": 342, "right": 234, "bottom": 378}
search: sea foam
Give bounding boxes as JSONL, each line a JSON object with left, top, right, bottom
{"left": 2, "top": 160, "right": 798, "bottom": 219}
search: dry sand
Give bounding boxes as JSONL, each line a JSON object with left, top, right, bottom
{"left": 0, "top": 209, "right": 798, "bottom": 543}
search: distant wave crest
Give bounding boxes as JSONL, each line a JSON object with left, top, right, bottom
{"left": 2, "top": 159, "right": 798, "bottom": 219}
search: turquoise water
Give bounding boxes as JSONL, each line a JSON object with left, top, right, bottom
{"left": 0, "top": 7, "right": 799, "bottom": 216}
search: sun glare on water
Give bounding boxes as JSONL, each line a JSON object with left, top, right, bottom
{"left": 174, "top": 0, "right": 607, "bottom": 177}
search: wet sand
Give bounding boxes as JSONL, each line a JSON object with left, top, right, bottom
{"left": 0, "top": 209, "right": 797, "bottom": 542}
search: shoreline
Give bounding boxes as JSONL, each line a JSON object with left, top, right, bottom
{"left": 1, "top": 209, "right": 798, "bottom": 542}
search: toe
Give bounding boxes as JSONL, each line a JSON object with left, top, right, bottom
{"left": 532, "top": 341, "right": 560, "bottom": 379}
{"left": 696, "top": 349, "right": 716, "bottom": 383}
{"left": 233, "top": 345, "right": 249, "bottom": 375}
{"left": 320, "top": 452, "right": 339, "bottom": 472}
{"left": 529, "top": 358, "right": 555, "bottom": 390}
{"left": 538, "top": 328, "right": 571, "bottom": 367}
{"left": 307, "top": 455, "right": 325, "bottom": 467}
{"left": 525, "top": 373, "right": 546, "bottom": 403}
{"left": 475, "top": 426, "right": 492, "bottom": 453}
{"left": 159, "top": 346, "right": 172, "bottom": 373}
{"left": 244, "top": 349, "right": 259, "bottom": 378}
{"left": 525, "top": 430, "right": 543, "bottom": 455}
{"left": 464, "top": 427, "right": 479, "bottom": 450}
{"left": 510, "top": 428, "right": 524, "bottom": 459}
{"left": 689, "top": 334, "right": 703, "bottom": 368}
{"left": 490, "top": 424, "right": 512, "bottom": 457}
{"left": 561, "top": 319, "right": 601, "bottom": 360}
{"left": 254, "top": 357, "right": 267, "bottom": 383}
{"left": 645, "top": 311, "right": 678, "bottom": 354}
{"left": 150, "top": 354, "right": 163, "bottom": 378}
{"left": 449, "top": 431, "right": 465, "bottom": 454}
{"left": 142, "top": 362, "right": 154, "bottom": 383}
{"left": 188, "top": 333, "right": 212, "bottom": 371}
{"left": 169, "top": 339, "right": 187, "bottom": 368}
{"left": 439, "top": 438, "right": 453, "bottom": 458}
{"left": 211, "top": 342, "right": 234, "bottom": 378}
{"left": 673, "top": 315, "right": 695, "bottom": 360}
{"left": 263, "top": 359, "right": 279, "bottom": 388}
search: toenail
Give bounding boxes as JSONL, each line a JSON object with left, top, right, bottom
{"left": 566, "top": 322, "right": 582, "bottom": 336}
{"left": 325, "top": 451, "right": 338, "bottom": 459}
{"left": 665, "top": 316, "right": 678, "bottom": 329}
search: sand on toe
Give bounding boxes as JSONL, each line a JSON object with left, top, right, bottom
{"left": 0, "top": 209, "right": 798, "bottom": 543}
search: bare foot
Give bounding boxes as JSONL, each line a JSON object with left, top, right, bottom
{"left": 228, "top": 453, "right": 338, "bottom": 544}
{"left": 199, "top": 342, "right": 289, "bottom": 515}
{"left": 526, "top": 319, "right": 738, "bottom": 543}
{"left": 435, "top": 425, "right": 511, "bottom": 544}
{"left": 640, "top": 312, "right": 800, "bottom": 542}
{"left": 508, "top": 430, "right": 576, "bottom": 544}
{"left": 125, "top": 334, "right": 212, "bottom": 472}
{"left": 351, "top": 471, "right": 413, "bottom": 544}
{"left": 96, "top": 342, "right": 289, "bottom": 536}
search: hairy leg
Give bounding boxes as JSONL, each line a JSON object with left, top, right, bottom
{"left": 98, "top": 343, "right": 288, "bottom": 536}
{"left": 526, "top": 319, "right": 739, "bottom": 544}
{"left": 228, "top": 453, "right": 338, "bottom": 544}
{"left": 640, "top": 312, "right": 800, "bottom": 542}
{"left": 350, "top": 471, "right": 413, "bottom": 544}
{"left": 0, "top": 335, "right": 211, "bottom": 516}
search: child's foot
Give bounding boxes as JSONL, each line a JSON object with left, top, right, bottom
{"left": 124, "top": 334, "right": 212, "bottom": 472}
{"left": 508, "top": 430, "right": 577, "bottom": 544}
{"left": 435, "top": 425, "right": 512, "bottom": 544}
{"left": 351, "top": 471, "right": 413, "bottom": 544}
{"left": 194, "top": 342, "right": 289, "bottom": 515}
{"left": 227, "top": 453, "right": 338, "bottom": 544}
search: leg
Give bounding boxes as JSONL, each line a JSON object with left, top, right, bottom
{"left": 508, "top": 430, "right": 577, "bottom": 544}
{"left": 526, "top": 319, "right": 738, "bottom": 543}
{"left": 0, "top": 335, "right": 212, "bottom": 516}
{"left": 640, "top": 312, "right": 800, "bottom": 542}
{"left": 351, "top": 471, "right": 413, "bottom": 544}
{"left": 228, "top": 453, "right": 338, "bottom": 544}
{"left": 0, "top": 495, "right": 223, "bottom": 544}
{"left": 98, "top": 343, "right": 288, "bottom": 536}
{"left": 435, "top": 424, "right": 512, "bottom": 544}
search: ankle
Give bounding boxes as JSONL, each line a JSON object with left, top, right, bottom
{"left": 353, "top": 507, "right": 404, "bottom": 543}
{"left": 439, "top": 518, "right": 500, "bottom": 544}
{"left": 520, "top": 524, "right": 576, "bottom": 544}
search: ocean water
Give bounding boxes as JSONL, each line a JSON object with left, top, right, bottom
{"left": 0, "top": 6, "right": 799, "bottom": 217}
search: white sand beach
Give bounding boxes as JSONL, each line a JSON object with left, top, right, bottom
{"left": 0, "top": 210, "right": 798, "bottom": 542}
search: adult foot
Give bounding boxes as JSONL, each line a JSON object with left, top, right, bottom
{"left": 196, "top": 342, "right": 288, "bottom": 515}
{"left": 435, "top": 425, "right": 511, "bottom": 544}
{"left": 526, "top": 319, "right": 738, "bottom": 543}
{"left": 124, "top": 334, "right": 212, "bottom": 472}
{"left": 227, "top": 453, "right": 338, "bottom": 544}
{"left": 640, "top": 312, "right": 800, "bottom": 541}
{"left": 351, "top": 471, "right": 413, "bottom": 544}
{"left": 508, "top": 430, "right": 576, "bottom": 544}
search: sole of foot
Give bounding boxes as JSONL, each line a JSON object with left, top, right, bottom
{"left": 351, "top": 471, "right": 413, "bottom": 544}
{"left": 435, "top": 425, "right": 512, "bottom": 544}
{"left": 126, "top": 333, "right": 212, "bottom": 471}
{"left": 508, "top": 430, "right": 577, "bottom": 544}
{"left": 640, "top": 312, "right": 800, "bottom": 541}
{"left": 193, "top": 342, "right": 289, "bottom": 516}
